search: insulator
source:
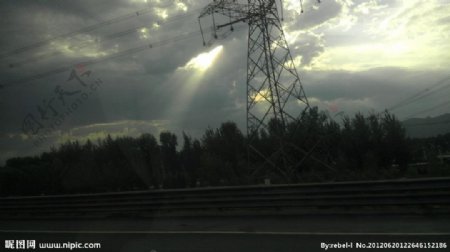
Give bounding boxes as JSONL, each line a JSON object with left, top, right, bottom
{"left": 212, "top": 14, "right": 218, "bottom": 39}
{"left": 198, "top": 18, "right": 207, "bottom": 46}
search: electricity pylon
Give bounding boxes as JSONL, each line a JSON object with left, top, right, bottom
{"left": 199, "top": 0, "right": 320, "bottom": 182}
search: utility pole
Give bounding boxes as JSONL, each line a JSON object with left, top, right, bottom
{"left": 198, "top": 0, "right": 320, "bottom": 182}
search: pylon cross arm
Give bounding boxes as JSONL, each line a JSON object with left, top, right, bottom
{"left": 199, "top": 1, "right": 250, "bottom": 19}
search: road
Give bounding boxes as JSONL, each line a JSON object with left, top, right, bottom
{"left": 1, "top": 215, "right": 450, "bottom": 251}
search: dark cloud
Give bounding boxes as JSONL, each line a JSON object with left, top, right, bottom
{"left": 290, "top": 32, "right": 324, "bottom": 66}
{"left": 0, "top": 0, "right": 449, "bottom": 165}
{"left": 303, "top": 67, "right": 450, "bottom": 117}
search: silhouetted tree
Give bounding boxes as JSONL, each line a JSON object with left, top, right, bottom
{"left": 159, "top": 131, "right": 180, "bottom": 187}
{"left": 0, "top": 109, "right": 419, "bottom": 196}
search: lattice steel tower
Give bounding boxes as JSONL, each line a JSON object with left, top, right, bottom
{"left": 199, "top": 0, "right": 319, "bottom": 181}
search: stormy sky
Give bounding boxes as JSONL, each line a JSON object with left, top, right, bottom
{"left": 0, "top": 0, "right": 449, "bottom": 164}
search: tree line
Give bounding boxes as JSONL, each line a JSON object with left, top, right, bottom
{"left": 1, "top": 108, "right": 448, "bottom": 196}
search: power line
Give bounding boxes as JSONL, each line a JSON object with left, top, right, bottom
{"left": 0, "top": 25, "right": 245, "bottom": 90}
{"left": 1, "top": 32, "right": 198, "bottom": 89}
{"left": 394, "top": 83, "right": 450, "bottom": 111}
{"left": 405, "top": 100, "right": 450, "bottom": 119}
{"left": 6, "top": 10, "right": 199, "bottom": 69}
{"left": 404, "top": 120, "right": 450, "bottom": 127}
{"left": 0, "top": 8, "right": 150, "bottom": 59}
{"left": 388, "top": 76, "right": 450, "bottom": 112}
{"left": 0, "top": 5, "right": 202, "bottom": 60}
{"left": 311, "top": 75, "right": 450, "bottom": 123}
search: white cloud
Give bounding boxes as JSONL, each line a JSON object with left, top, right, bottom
{"left": 50, "top": 34, "right": 119, "bottom": 58}
{"left": 287, "top": 0, "right": 450, "bottom": 71}
{"left": 57, "top": 120, "right": 170, "bottom": 144}
{"left": 180, "top": 45, "right": 224, "bottom": 71}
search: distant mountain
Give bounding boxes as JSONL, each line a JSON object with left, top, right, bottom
{"left": 402, "top": 113, "right": 450, "bottom": 138}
